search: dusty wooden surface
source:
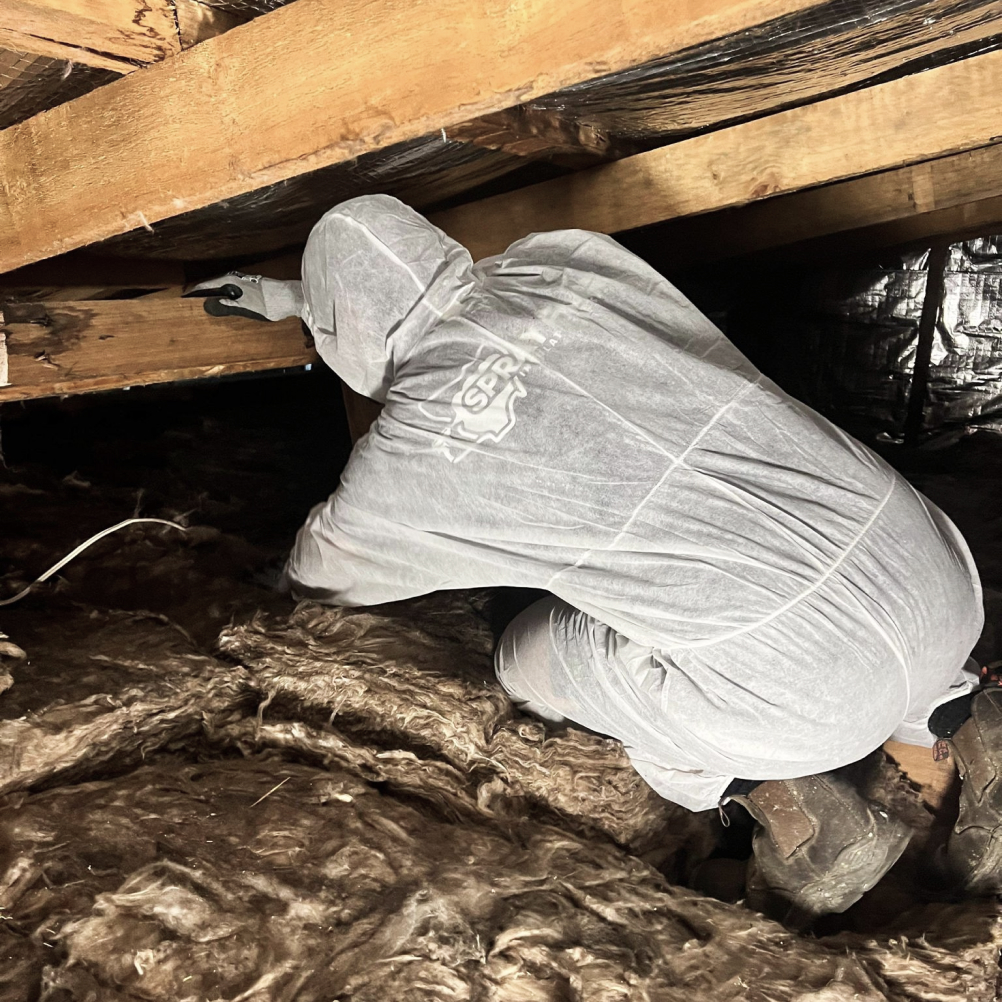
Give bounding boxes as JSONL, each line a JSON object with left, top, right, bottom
{"left": 0, "top": 26, "right": 131, "bottom": 73}
{"left": 627, "top": 145, "right": 1002, "bottom": 268}
{"left": 0, "top": 0, "right": 179, "bottom": 70}
{"left": 0, "top": 299, "right": 317, "bottom": 402}
{"left": 0, "top": 0, "right": 833, "bottom": 273}
{"left": 435, "top": 50, "right": 1002, "bottom": 259}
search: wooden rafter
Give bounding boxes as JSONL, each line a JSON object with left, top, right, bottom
{"left": 0, "top": 0, "right": 838, "bottom": 274}
{"left": 619, "top": 145, "right": 1002, "bottom": 269}
{"left": 450, "top": 0, "right": 1002, "bottom": 167}
{"left": 433, "top": 50, "right": 1002, "bottom": 259}
{"left": 0, "top": 0, "right": 180, "bottom": 72}
{"left": 0, "top": 299, "right": 316, "bottom": 402}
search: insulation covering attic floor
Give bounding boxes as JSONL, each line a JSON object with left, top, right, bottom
{"left": 0, "top": 370, "right": 1000, "bottom": 1001}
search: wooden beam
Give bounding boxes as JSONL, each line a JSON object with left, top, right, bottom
{"left": 448, "top": 109, "right": 626, "bottom": 168}
{"left": 450, "top": 0, "right": 1002, "bottom": 166}
{"left": 0, "top": 0, "right": 835, "bottom": 273}
{"left": 715, "top": 192, "right": 1002, "bottom": 271}
{"left": 433, "top": 50, "right": 1002, "bottom": 260}
{"left": 836, "top": 193, "right": 1002, "bottom": 257}
{"left": 621, "top": 145, "right": 1002, "bottom": 269}
{"left": 0, "top": 26, "right": 132, "bottom": 73}
{"left": 0, "top": 299, "right": 316, "bottom": 403}
{"left": 0, "top": 0, "right": 179, "bottom": 71}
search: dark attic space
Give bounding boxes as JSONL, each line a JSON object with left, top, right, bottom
{"left": 0, "top": 230, "right": 1001, "bottom": 998}
{"left": 3, "top": 0, "right": 1002, "bottom": 998}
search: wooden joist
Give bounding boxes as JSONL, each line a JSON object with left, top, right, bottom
{"left": 0, "top": 0, "right": 844, "bottom": 274}
{"left": 433, "top": 50, "right": 1002, "bottom": 259}
{"left": 623, "top": 145, "right": 1002, "bottom": 269}
{"left": 0, "top": 299, "right": 316, "bottom": 402}
{"left": 451, "top": 0, "right": 1002, "bottom": 166}
{"left": 0, "top": 0, "right": 180, "bottom": 72}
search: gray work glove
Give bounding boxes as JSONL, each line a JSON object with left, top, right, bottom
{"left": 183, "top": 272, "right": 305, "bottom": 322}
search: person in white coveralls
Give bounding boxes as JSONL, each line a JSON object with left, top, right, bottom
{"left": 189, "top": 195, "right": 997, "bottom": 918}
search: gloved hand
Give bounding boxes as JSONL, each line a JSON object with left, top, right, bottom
{"left": 183, "top": 272, "right": 305, "bottom": 322}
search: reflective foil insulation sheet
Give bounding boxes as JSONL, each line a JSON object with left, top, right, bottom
{"left": 741, "top": 252, "right": 929, "bottom": 446}
{"left": 98, "top": 134, "right": 565, "bottom": 260}
{"left": 724, "top": 238, "right": 1002, "bottom": 446}
{"left": 0, "top": 48, "right": 116, "bottom": 132}
{"left": 926, "top": 237, "right": 1002, "bottom": 440}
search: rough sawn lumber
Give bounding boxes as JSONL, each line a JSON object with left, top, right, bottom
{"left": 434, "top": 49, "right": 1002, "bottom": 259}
{"left": 0, "top": 0, "right": 179, "bottom": 71}
{"left": 623, "top": 144, "right": 1002, "bottom": 268}
{"left": 0, "top": 0, "right": 839, "bottom": 272}
{"left": 0, "top": 298, "right": 316, "bottom": 402}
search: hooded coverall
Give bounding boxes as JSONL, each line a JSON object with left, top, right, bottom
{"left": 285, "top": 195, "right": 984, "bottom": 812}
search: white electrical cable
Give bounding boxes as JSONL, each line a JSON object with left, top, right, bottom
{"left": 0, "top": 518, "right": 188, "bottom": 608}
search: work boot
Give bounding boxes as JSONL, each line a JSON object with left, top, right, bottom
{"left": 732, "top": 771, "right": 912, "bottom": 922}
{"left": 942, "top": 682, "right": 1002, "bottom": 895}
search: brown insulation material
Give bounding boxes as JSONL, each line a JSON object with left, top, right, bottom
{"left": 216, "top": 716, "right": 485, "bottom": 823}
{"left": 0, "top": 609, "right": 248, "bottom": 795}
{"left": 218, "top": 598, "right": 510, "bottom": 770}
{"left": 218, "top": 599, "right": 700, "bottom": 854}
{"left": 2, "top": 755, "right": 998, "bottom": 1001}
{"left": 0, "top": 925, "right": 43, "bottom": 1002}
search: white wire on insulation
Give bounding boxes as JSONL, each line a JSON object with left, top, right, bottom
{"left": 0, "top": 518, "right": 188, "bottom": 608}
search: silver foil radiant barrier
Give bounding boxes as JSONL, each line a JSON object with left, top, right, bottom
{"left": 926, "top": 237, "right": 1002, "bottom": 441}
{"left": 771, "top": 239, "right": 1002, "bottom": 445}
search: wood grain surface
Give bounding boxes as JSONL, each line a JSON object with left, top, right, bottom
{"left": 0, "top": 298, "right": 317, "bottom": 401}
{"left": 434, "top": 50, "right": 1002, "bottom": 259}
{"left": 0, "top": 0, "right": 830, "bottom": 272}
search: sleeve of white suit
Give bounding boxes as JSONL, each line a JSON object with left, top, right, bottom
{"left": 284, "top": 494, "right": 455, "bottom": 607}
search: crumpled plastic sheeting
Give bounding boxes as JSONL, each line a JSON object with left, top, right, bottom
{"left": 925, "top": 237, "right": 1002, "bottom": 440}
{"left": 0, "top": 609, "right": 248, "bottom": 795}
{"left": 3, "top": 755, "right": 1000, "bottom": 1002}
{"left": 218, "top": 598, "right": 697, "bottom": 855}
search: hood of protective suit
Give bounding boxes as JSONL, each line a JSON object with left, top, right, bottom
{"left": 301, "top": 195, "right": 475, "bottom": 403}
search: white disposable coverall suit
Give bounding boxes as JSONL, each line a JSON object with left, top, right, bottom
{"left": 286, "top": 195, "right": 984, "bottom": 811}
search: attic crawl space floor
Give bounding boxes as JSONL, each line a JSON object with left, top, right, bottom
{"left": 0, "top": 366, "right": 1000, "bottom": 1001}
